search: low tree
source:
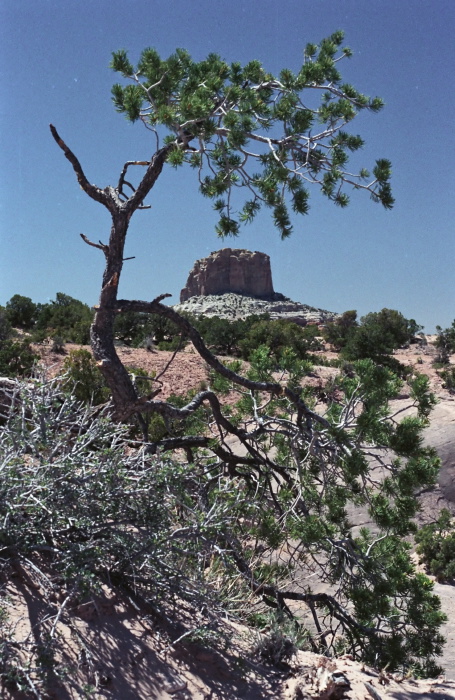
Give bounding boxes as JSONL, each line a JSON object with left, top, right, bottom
{"left": 324, "top": 309, "right": 358, "bottom": 349}
{"left": 190, "top": 315, "right": 243, "bottom": 355}
{"left": 435, "top": 319, "right": 455, "bottom": 364}
{"left": 61, "top": 348, "right": 110, "bottom": 404}
{"left": 34, "top": 292, "right": 93, "bottom": 344}
{"left": 5, "top": 294, "right": 38, "bottom": 330}
{"left": 341, "top": 308, "right": 422, "bottom": 371}
{"left": 48, "top": 35, "right": 448, "bottom": 674}
{"left": 0, "top": 340, "right": 37, "bottom": 378}
{"left": 0, "top": 306, "right": 37, "bottom": 378}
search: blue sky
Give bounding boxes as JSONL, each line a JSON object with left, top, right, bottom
{"left": 1, "top": 0, "right": 454, "bottom": 331}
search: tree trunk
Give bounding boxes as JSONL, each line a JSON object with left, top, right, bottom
{"left": 90, "top": 211, "right": 139, "bottom": 421}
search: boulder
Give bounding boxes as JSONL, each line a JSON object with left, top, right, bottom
{"left": 180, "top": 248, "right": 274, "bottom": 302}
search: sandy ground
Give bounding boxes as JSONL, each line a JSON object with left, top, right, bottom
{"left": 2, "top": 338, "right": 455, "bottom": 698}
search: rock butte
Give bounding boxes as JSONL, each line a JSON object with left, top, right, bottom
{"left": 175, "top": 248, "right": 339, "bottom": 326}
{"left": 180, "top": 248, "right": 275, "bottom": 302}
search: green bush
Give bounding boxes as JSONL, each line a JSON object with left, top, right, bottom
{"left": 324, "top": 309, "right": 358, "bottom": 349}
{"left": 415, "top": 509, "right": 455, "bottom": 582}
{"left": 338, "top": 308, "right": 421, "bottom": 377}
{"left": 439, "top": 366, "right": 455, "bottom": 393}
{"left": 61, "top": 348, "right": 110, "bottom": 404}
{"left": 435, "top": 321, "right": 455, "bottom": 364}
{"left": 0, "top": 340, "right": 38, "bottom": 377}
{"left": 239, "top": 318, "right": 319, "bottom": 362}
{"left": 33, "top": 292, "right": 93, "bottom": 344}
{"left": 0, "top": 308, "right": 13, "bottom": 342}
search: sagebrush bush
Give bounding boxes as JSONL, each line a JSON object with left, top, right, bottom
{"left": 0, "top": 376, "right": 234, "bottom": 694}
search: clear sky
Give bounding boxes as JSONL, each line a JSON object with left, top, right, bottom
{"left": 1, "top": 0, "right": 454, "bottom": 332}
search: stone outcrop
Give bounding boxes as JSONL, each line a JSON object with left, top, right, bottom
{"left": 180, "top": 248, "right": 274, "bottom": 302}
{"left": 176, "top": 248, "right": 340, "bottom": 326}
{"left": 173, "top": 293, "right": 339, "bottom": 326}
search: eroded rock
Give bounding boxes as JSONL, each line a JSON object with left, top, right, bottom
{"left": 180, "top": 248, "right": 275, "bottom": 302}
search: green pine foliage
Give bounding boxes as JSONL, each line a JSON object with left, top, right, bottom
{"left": 110, "top": 31, "right": 394, "bottom": 239}
{"left": 415, "top": 509, "right": 455, "bottom": 583}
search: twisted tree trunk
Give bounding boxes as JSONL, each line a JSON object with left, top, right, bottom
{"left": 50, "top": 125, "right": 170, "bottom": 422}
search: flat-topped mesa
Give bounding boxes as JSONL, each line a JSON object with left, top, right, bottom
{"left": 180, "top": 248, "right": 274, "bottom": 303}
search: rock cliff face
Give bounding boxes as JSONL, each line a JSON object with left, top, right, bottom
{"left": 180, "top": 248, "right": 274, "bottom": 302}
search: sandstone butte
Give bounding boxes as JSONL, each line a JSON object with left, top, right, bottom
{"left": 176, "top": 248, "right": 339, "bottom": 326}
{"left": 180, "top": 248, "right": 275, "bottom": 302}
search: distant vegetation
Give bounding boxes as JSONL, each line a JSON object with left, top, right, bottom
{"left": 1, "top": 290, "right": 452, "bottom": 386}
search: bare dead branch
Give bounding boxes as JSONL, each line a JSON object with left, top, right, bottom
{"left": 80, "top": 233, "right": 109, "bottom": 257}
{"left": 123, "top": 146, "right": 172, "bottom": 214}
{"left": 116, "top": 297, "right": 330, "bottom": 431}
{"left": 50, "top": 125, "right": 116, "bottom": 213}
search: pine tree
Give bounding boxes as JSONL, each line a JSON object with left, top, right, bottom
{"left": 49, "top": 35, "right": 448, "bottom": 674}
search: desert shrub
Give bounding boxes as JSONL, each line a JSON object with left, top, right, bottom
{"left": 239, "top": 318, "right": 319, "bottom": 363}
{"left": 439, "top": 366, "right": 455, "bottom": 393}
{"left": 435, "top": 320, "right": 455, "bottom": 363}
{"left": 33, "top": 292, "right": 93, "bottom": 344}
{"left": 61, "top": 348, "right": 110, "bottom": 404}
{"left": 50, "top": 335, "right": 65, "bottom": 353}
{"left": 0, "top": 308, "right": 13, "bottom": 342}
{"left": 339, "top": 308, "right": 421, "bottom": 376}
{"left": 415, "top": 509, "right": 455, "bottom": 582}
{"left": 324, "top": 309, "right": 358, "bottom": 349}
{"left": 251, "top": 612, "right": 310, "bottom": 668}
{"left": 0, "top": 376, "right": 248, "bottom": 694}
{"left": 192, "top": 316, "right": 243, "bottom": 355}
{"left": 0, "top": 340, "right": 37, "bottom": 378}
{"left": 113, "top": 310, "right": 149, "bottom": 345}
{"left": 157, "top": 334, "right": 189, "bottom": 351}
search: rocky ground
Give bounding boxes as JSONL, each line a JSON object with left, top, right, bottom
{"left": 3, "top": 338, "right": 455, "bottom": 698}
{"left": 173, "top": 292, "right": 339, "bottom": 325}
